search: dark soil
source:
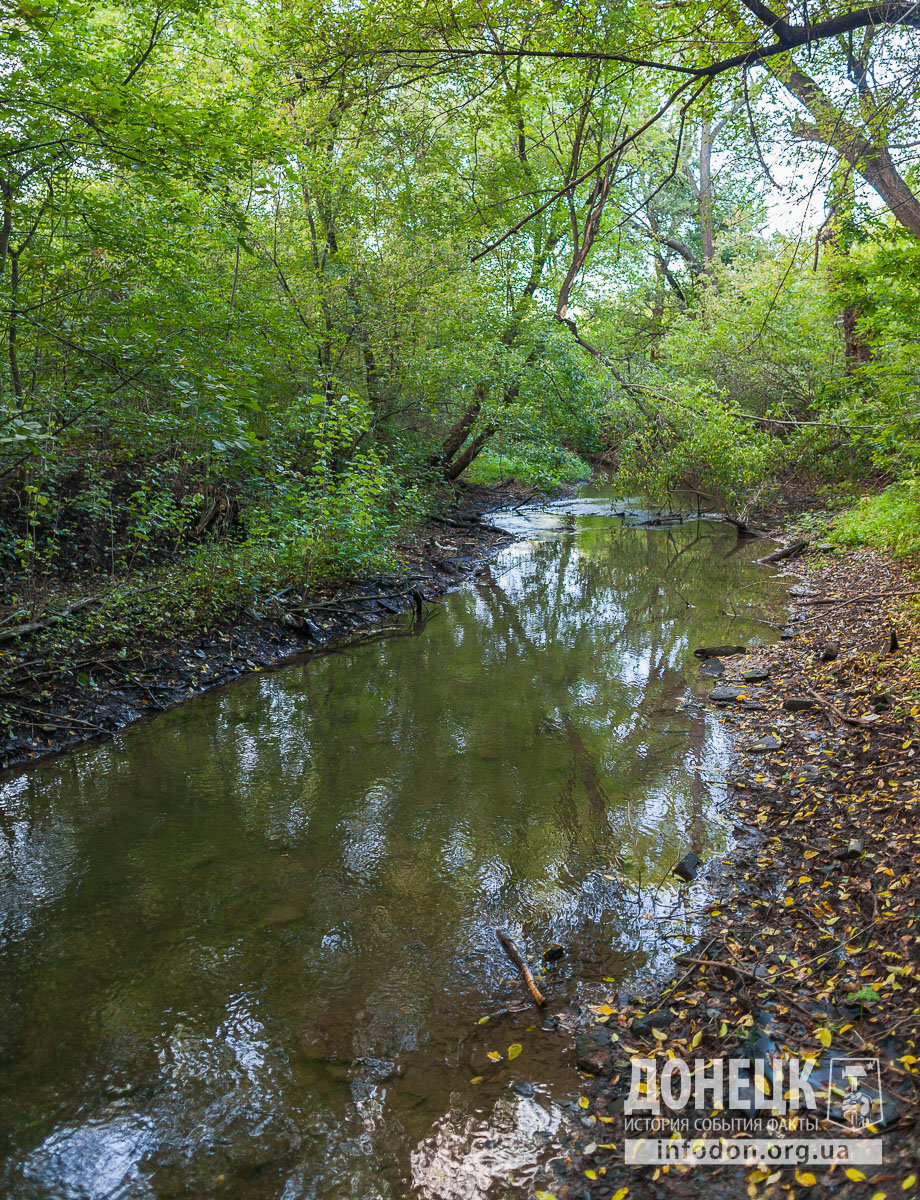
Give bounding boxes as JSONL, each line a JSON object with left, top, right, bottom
{"left": 0, "top": 481, "right": 540, "bottom": 773}
{"left": 542, "top": 544, "right": 920, "bottom": 1200}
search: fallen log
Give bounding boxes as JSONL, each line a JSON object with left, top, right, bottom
{"left": 755, "top": 539, "right": 809, "bottom": 565}
{"left": 0, "top": 597, "right": 96, "bottom": 644}
{"left": 496, "top": 930, "right": 545, "bottom": 1007}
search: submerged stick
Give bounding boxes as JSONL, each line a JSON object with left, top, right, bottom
{"left": 495, "top": 930, "right": 546, "bottom": 1007}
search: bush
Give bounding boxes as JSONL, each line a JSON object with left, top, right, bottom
{"left": 830, "top": 481, "right": 920, "bottom": 557}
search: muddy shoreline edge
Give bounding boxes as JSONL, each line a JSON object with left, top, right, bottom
{"left": 1, "top": 482, "right": 554, "bottom": 775}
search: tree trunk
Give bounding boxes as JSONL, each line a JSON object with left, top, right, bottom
{"left": 697, "top": 118, "right": 716, "bottom": 267}
{"left": 444, "top": 424, "right": 496, "bottom": 481}
{"left": 822, "top": 167, "right": 874, "bottom": 370}
{"left": 773, "top": 64, "right": 920, "bottom": 241}
{"left": 435, "top": 386, "right": 484, "bottom": 469}
{"left": 8, "top": 252, "right": 23, "bottom": 405}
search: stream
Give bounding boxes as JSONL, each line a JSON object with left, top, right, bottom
{"left": 0, "top": 481, "right": 789, "bottom": 1200}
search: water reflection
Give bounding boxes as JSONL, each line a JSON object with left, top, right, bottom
{"left": 0, "top": 485, "right": 787, "bottom": 1199}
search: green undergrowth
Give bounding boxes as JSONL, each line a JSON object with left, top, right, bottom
{"left": 0, "top": 482, "right": 426, "bottom": 670}
{"left": 462, "top": 444, "right": 591, "bottom": 487}
{"left": 829, "top": 482, "right": 920, "bottom": 558}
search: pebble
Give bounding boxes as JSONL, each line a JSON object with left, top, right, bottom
{"left": 747, "top": 734, "right": 783, "bottom": 752}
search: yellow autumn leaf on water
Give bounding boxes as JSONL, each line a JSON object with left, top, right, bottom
{"left": 871, "top": 1193, "right": 887, "bottom": 1200}
{"left": 476, "top": 1016, "right": 489, "bottom": 1025}
{"left": 847, "top": 1169, "right": 867, "bottom": 1182}
{"left": 816, "top": 1027, "right": 832, "bottom": 1048}
{"left": 535, "top": 1192, "right": 557, "bottom": 1200}
{"left": 486, "top": 1051, "right": 501, "bottom": 1062}
{"left": 904, "top": 1176, "right": 917, "bottom": 1191}
{"left": 578, "top": 1096, "right": 590, "bottom": 1109}
{"left": 469, "top": 1076, "right": 483, "bottom": 1085}
{"left": 796, "top": 1169, "right": 817, "bottom": 1186}
{"left": 690, "top": 1030, "right": 702, "bottom": 1049}
{"left": 584, "top": 1169, "right": 597, "bottom": 1180}
{"left": 612, "top": 1188, "right": 629, "bottom": 1200}
{"left": 507, "top": 1043, "right": 522, "bottom": 1060}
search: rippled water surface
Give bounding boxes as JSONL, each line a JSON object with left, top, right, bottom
{"left": 0, "top": 483, "right": 787, "bottom": 1199}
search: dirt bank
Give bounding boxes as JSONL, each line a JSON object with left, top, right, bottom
{"left": 0, "top": 482, "right": 545, "bottom": 773}
{"left": 543, "top": 544, "right": 920, "bottom": 1200}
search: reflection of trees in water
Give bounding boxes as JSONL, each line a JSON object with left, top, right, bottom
{"left": 0, "top": 518, "right": 786, "bottom": 1197}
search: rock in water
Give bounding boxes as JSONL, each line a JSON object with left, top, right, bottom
{"left": 699, "top": 658, "right": 725, "bottom": 677}
{"left": 694, "top": 645, "right": 747, "bottom": 659}
{"left": 673, "top": 851, "right": 702, "bottom": 882}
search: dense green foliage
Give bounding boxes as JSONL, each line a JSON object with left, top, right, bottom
{"left": 3, "top": 0, "right": 920, "bottom": 643}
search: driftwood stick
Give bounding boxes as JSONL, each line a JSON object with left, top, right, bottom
{"left": 755, "top": 539, "right": 808, "bottom": 565}
{"left": 0, "top": 596, "right": 96, "bottom": 643}
{"left": 496, "top": 930, "right": 546, "bottom": 1007}
{"left": 802, "top": 687, "right": 900, "bottom": 740}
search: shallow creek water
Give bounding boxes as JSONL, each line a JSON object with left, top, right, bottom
{"left": 0, "top": 483, "right": 788, "bottom": 1200}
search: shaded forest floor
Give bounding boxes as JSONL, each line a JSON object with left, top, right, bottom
{"left": 544, "top": 545, "right": 920, "bottom": 1200}
{"left": 0, "top": 481, "right": 547, "bottom": 772}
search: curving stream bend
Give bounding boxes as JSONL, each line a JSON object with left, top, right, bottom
{"left": 0, "top": 481, "right": 788, "bottom": 1200}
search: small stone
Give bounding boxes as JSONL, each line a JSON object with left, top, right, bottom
{"left": 818, "top": 640, "right": 839, "bottom": 662}
{"left": 699, "top": 659, "right": 725, "bottom": 677}
{"left": 742, "top": 668, "right": 770, "bottom": 682}
{"left": 513, "top": 1081, "right": 535, "bottom": 1097}
{"left": 710, "top": 686, "right": 768, "bottom": 702}
{"left": 782, "top": 696, "right": 818, "bottom": 712}
{"left": 543, "top": 943, "right": 566, "bottom": 962}
{"left": 673, "top": 851, "right": 702, "bottom": 882}
{"left": 816, "top": 542, "right": 835, "bottom": 551}
{"left": 793, "top": 765, "right": 822, "bottom": 782}
{"left": 631, "top": 1010, "right": 673, "bottom": 1037}
{"left": 789, "top": 585, "right": 817, "bottom": 597}
{"left": 748, "top": 734, "right": 783, "bottom": 752}
{"left": 835, "top": 837, "right": 864, "bottom": 861}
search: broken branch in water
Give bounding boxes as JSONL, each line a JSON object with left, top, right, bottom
{"left": 495, "top": 930, "right": 546, "bottom": 1007}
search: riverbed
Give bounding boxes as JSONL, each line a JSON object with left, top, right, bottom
{"left": 0, "top": 481, "right": 788, "bottom": 1199}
